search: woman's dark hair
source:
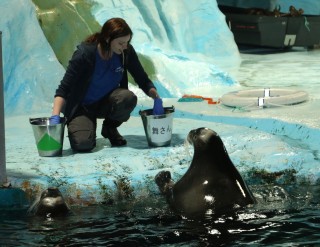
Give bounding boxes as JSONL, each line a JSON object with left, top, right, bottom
{"left": 85, "top": 17, "right": 133, "bottom": 52}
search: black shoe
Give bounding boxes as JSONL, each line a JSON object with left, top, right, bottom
{"left": 101, "top": 126, "right": 127, "bottom": 146}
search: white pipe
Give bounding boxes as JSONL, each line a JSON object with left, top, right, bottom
{"left": 0, "top": 31, "right": 7, "bottom": 185}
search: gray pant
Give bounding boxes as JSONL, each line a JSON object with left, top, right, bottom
{"left": 67, "top": 88, "right": 137, "bottom": 152}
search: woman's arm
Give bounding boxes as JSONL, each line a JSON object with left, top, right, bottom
{"left": 126, "top": 45, "right": 157, "bottom": 96}
{"left": 52, "top": 96, "right": 66, "bottom": 116}
{"left": 52, "top": 43, "right": 96, "bottom": 116}
{"left": 148, "top": 87, "right": 160, "bottom": 99}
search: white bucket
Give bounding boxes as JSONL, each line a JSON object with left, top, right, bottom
{"left": 139, "top": 106, "right": 174, "bottom": 147}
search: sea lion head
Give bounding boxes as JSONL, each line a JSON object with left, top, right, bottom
{"left": 187, "top": 127, "right": 222, "bottom": 151}
{"left": 28, "top": 187, "right": 70, "bottom": 217}
{"left": 40, "top": 187, "right": 63, "bottom": 199}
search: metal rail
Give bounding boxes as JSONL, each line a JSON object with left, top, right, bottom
{"left": 0, "top": 31, "right": 7, "bottom": 185}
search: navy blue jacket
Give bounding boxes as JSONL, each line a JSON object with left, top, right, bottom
{"left": 54, "top": 42, "right": 156, "bottom": 122}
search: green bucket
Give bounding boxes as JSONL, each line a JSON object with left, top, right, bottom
{"left": 29, "top": 117, "right": 65, "bottom": 157}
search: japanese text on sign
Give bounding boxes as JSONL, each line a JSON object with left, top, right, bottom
{"left": 149, "top": 117, "right": 173, "bottom": 143}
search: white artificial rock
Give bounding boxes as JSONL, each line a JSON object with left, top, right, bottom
{"left": 0, "top": 0, "right": 65, "bottom": 115}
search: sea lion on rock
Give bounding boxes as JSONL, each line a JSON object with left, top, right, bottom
{"left": 28, "top": 187, "right": 71, "bottom": 217}
{"left": 155, "top": 127, "right": 255, "bottom": 217}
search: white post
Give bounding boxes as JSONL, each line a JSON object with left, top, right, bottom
{"left": 0, "top": 31, "right": 7, "bottom": 185}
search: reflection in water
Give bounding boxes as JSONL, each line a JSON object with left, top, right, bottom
{"left": 0, "top": 185, "right": 320, "bottom": 246}
{"left": 1, "top": 185, "right": 320, "bottom": 246}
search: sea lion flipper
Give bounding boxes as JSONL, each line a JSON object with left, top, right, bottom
{"left": 155, "top": 171, "right": 174, "bottom": 194}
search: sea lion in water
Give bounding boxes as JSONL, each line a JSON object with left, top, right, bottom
{"left": 28, "top": 187, "right": 70, "bottom": 217}
{"left": 155, "top": 127, "right": 255, "bottom": 217}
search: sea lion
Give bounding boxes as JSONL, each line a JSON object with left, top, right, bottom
{"left": 28, "top": 187, "right": 71, "bottom": 217}
{"left": 155, "top": 127, "right": 255, "bottom": 217}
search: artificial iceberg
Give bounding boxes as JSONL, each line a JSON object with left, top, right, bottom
{"left": 1, "top": 0, "right": 241, "bottom": 116}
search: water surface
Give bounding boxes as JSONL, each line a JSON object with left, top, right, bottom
{"left": 1, "top": 184, "right": 320, "bottom": 246}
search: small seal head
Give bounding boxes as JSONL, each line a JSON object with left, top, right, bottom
{"left": 28, "top": 187, "right": 70, "bottom": 217}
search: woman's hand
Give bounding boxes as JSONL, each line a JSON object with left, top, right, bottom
{"left": 153, "top": 98, "right": 165, "bottom": 115}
